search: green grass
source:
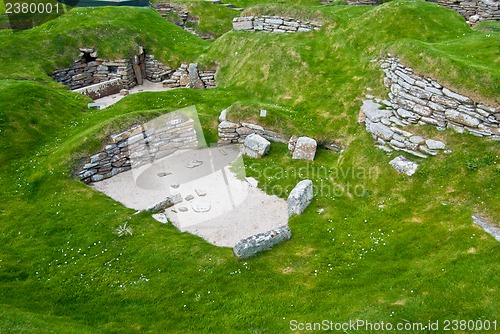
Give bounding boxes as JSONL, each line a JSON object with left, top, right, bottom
{"left": 0, "top": 0, "right": 499, "bottom": 332}
{"left": 186, "top": 1, "right": 240, "bottom": 38}
{"left": 0, "top": 6, "right": 208, "bottom": 83}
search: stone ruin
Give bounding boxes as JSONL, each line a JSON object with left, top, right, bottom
{"left": 233, "top": 16, "right": 321, "bottom": 33}
{"left": 52, "top": 47, "right": 216, "bottom": 100}
{"left": 78, "top": 112, "right": 199, "bottom": 184}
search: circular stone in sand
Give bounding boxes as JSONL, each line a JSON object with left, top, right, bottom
{"left": 192, "top": 202, "right": 211, "bottom": 213}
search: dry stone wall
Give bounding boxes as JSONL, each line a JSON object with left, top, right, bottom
{"left": 72, "top": 78, "right": 123, "bottom": 100}
{"left": 360, "top": 57, "right": 499, "bottom": 158}
{"left": 53, "top": 49, "right": 217, "bottom": 98}
{"left": 431, "top": 0, "right": 500, "bottom": 22}
{"left": 144, "top": 55, "right": 174, "bottom": 83}
{"left": 78, "top": 114, "right": 198, "bottom": 184}
{"left": 233, "top": 16, "right": 321, "bottom": 33}
{"left": 218, "top": 120, "right": 288, "bottom": 144}
{"left": 382, "top": 57, "right": 499, "bottom": 139}
{"left": 52, "top": 50, "right": 137, "bottom": 90}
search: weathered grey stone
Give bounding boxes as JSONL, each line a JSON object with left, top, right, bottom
{"left": 90, "top": 152, "right": 107, "bottom": 163}
{"left": 425, "top": 139, "right": 446, "bottom": 150}
{"left": 195, "top": 188, "right": 207, "bottom": 197}
{"left": 427, "top": 101, "right": 446, "bottom": 113}
{"left": 241, "top": 123, "right": 264, "bottom": 132}
{"left": 187, "top": 63, "right": 204, "bottom": 89}
{"left": 447, "top": 122, "right": 466, "bottom": 133}
{"left": 235, "top": 126, "right": 254, "bottom": 136}
{"left": 424, "top": 86, "right": 443, "bottom": 96}
{"left": 233, "top": 20, "right": 253, "bottom": 30}
{"left": 431, "top": 95, "right": 459, "bottom": 109}
{"left": 409, "top": 135, "right": 425, "bottom": 144}
{"left": 413, "top": 104, "right": 432, "bottom": 116}
{"left": 367, "top": 122, "right": 394, "bottom": 141}
{"left": 376, "top": 145, "right": 393, "bottom": 153}
{"left": 148, "top": 193, "right": 183, "bottom": 213}
{"left": 288, "top": 180, "right": 313, "bottom": 217}
{"left": 233, "top": 225, "right": 291, "bottom": 259}
{"left": 420, "top": 116, "right": 442, "bottom": 126}
{"left": 389, "top": 139, "right": 406, "bottom": 148}
{"left": 265, "top": 18, "right": 283, "bottom": 25}
{"left": 288, "top": 135, "right": 298, "bottom": 153}
{"left": 243, "top": 134, "right": 271, "bottom": 158}
{"left": 291, "top": 137, "right": 317, "bottom": 161}
{"left": 396, "top": 108, "right": 419, "bottom": 120}
{"left": 442, "top": 87, "right": 472, "bottom": 104}
{"left": 391, "top": 127, "right": 413, "bottom": 138}
{"left": 389, "top": 155, "right": 418, "bottom": 176}
{"left": 395, "top": 69, "right": 415, "bottom": 85}
{"left": 219, "top": 121, "right": 239, "bottom": 130}
{"left": 192, "top": 202, "right": 211, "bottom": 213}
{"left": 472, "top": 215, "right": 500, "bottom": 242}
{"left": 361, "top": 100, "right": 392, "bottom": 122}
{"left": 219, "top": 109, "right": 227, "bottom": 122}
{"left": 445, "top": 109, "right": 480, "bottom": 128}
{"left": 419, "top": 145, "right": 438, "bottom": 156}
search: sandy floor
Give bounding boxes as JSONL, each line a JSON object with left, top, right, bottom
{"left": 92, "top": 145, "right": 288, "bottom": 247}
{"left": 94, "top": 80, "right": 173, "bottom": 108}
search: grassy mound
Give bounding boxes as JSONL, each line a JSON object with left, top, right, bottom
{"left": 0, "top": 80, "right": 89, "bottom": 164}
{"left": 0, "top": 6, "right": 208, "bottom": 82}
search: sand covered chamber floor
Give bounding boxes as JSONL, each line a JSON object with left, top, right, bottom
{"left": 92, "top": 145, "right": 288, "bottom": 247}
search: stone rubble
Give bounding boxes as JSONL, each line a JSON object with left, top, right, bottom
{"left": 233, "top": 16, "right": 322, "bottom": 33}
{"left": 218, "top": 120, "right": 288, "bottom": 144}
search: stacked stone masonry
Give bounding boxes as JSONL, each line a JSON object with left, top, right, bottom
{"left": 52, "top": 49, "right": 137, "bottom": 90}
{"left": 218, "top": 121, "right": 288, "bottom": 144}
{"left": 233, "top": 16, "right": 321, "bottom": 33}
{"left": 78, "top": 114, "right": 198, "bottom": 184}
{"left": 381, "top": 57, "right": 499, "bottom": 139}
{"left": 361, "top": 57, "right": 498, "bottom": 158}
{"left": 431, "top": 0, "right": 500, "bottom": 22}
{"left": 144, "top": 55, "right": 174, "bottom": 83}
{"left": 53, "top": 48, "right": 216, "bottom": 99}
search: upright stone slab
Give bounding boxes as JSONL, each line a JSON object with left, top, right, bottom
{"left": 187, "top": 63, "right": 205, "bottom": 89}
{"left": 291, "top": 136, "right": 317, "bottom": 161}
{"left": 147, "top": 193, "right": 183, "bottom": 213}
{"left": 288, "top": 180, "right": 313, "bottom": 217}
{"left": 243, "top": 133, "right": 271, "bottom": 158}
{"left": 233, "top": 225, "right": 292, "bottom": 259}
{"left": 389, "top": 155, "right": 418, "bottom": 176}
